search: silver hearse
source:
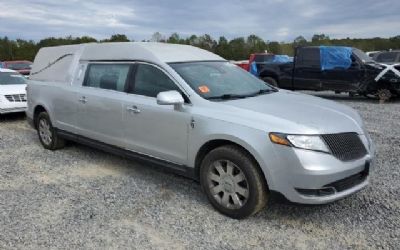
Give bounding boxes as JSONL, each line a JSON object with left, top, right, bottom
{"left": 27, "top": 42, "right": 375, "bottom": 218}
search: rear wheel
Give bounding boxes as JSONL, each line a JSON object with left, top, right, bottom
{"left": 262, "top": 77, "right": 278, "bottom": 87}
{"left": 200, "top": 145, "right": 268, "bottom": 219}
{"left": 37, "top": 112, "right": 65, "bottom": 150}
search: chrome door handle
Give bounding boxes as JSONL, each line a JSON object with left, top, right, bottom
{"left": 127, "top": 106, "right": 141, "bottom": 114}
{"left": 79, "top": 97, "right": 87, "bottom": 103}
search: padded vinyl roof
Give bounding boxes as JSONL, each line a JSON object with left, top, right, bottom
{"left": 79, "top": 42, "right": 225, "bottom": 63}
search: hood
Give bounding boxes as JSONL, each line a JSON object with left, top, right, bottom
{"left": 0, "top": 84, "right": 27, "bottom": 95}
{"left": 216, "top": 90, "right": 363, "bottom": 135}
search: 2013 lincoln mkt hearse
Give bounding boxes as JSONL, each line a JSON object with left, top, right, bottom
{"left": 27, "top": 42, "right": 375, "bottom": 218}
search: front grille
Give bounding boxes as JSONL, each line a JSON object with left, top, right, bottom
{"left": 4, "top": 94, "right": 27, "bottom": 102}
{"left": 321, "top": 133, "right": 367, "bottom": 161}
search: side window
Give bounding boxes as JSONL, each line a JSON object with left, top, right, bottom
{"left": 84, "top": 64, "right": 130, "bottom": 92}
{"left": 376, "top": 52, "right": 397, "bottom": 63}
{"left": 133, "top": 64, "right": 180, "bottom": 97}
{"left": 296, "top": 48, "right": 320, "bottom": 68}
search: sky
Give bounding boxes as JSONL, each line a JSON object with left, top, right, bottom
{"left": 0, "top": 0, "right": 399, "bottom": 42}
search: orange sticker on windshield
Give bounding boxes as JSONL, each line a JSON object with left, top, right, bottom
{"left": 198, "top": 85, "right": 210, "bottom": 93}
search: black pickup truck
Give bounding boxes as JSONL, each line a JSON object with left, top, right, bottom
{"left": 258, "top": 46, "right": 400, "bottom": 101}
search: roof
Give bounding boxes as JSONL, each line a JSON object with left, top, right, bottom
{"left": 0, "top": 68, "right": 17, "bottom": 73}
{"left": 79, "top": 42, "right": 225, "bottom": 63}
{"left": 30, "top": 42, "right": 225, "bottom": 83}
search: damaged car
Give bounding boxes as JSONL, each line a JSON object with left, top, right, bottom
{"left": 256, "top": 46, "right": 400, "bottom": 101}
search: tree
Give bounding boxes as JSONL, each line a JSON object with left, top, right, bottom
{"left": 215, "top": 36, "right": 231, "bottom": 59}
{"left": 247, "top": 35, "right": 266, "bottom": 54}
{"left": 229, "top": 37, "right": 247, "bottom": 60}
{"left": 1, "top": 33, "right": 400, "bottom": 62}
{"left": 267, "top": 41, "right": 282, "bottom": 54}
{"left": 311, "top": 34, "right": 330, "bottom": 45}
{"left": 102, "top": 34, "right": 129, "bottom": 42}
{"left": 293, "top": 36, "right": 307, "bottom": 46}
{"left": 151, "top": 32, "right": 165, "bottom": 42}
{"left": 167, "top": 33, "right": 181, "bottom": 44}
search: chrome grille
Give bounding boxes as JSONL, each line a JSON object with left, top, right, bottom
{"left": 5, "top": 94, "right": 27, "bottom": 102}
{"left": 321, "top": 133, "right": 367, "bottom": 162}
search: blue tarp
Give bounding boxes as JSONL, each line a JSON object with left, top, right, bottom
{"left": 271, "top": 55, "right": 293, "bottom": 64}
{"left": 320, "top": 46, "right": 352, "bottom": 71}
{"left": 250, "top": 61, "right": 258, "bottom": 76}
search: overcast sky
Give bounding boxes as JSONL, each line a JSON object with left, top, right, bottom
{"left": 0, "top": 0, "right": 399, "bottom": 41}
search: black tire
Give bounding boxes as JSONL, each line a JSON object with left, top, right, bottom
{"left": 262, "top": 77, "right": 278, "bottom": 87}
{"left": 200, "top": 145, "right": 269, "bottom": 219}
{"left": 36, "top": 112, "right": 65, "bottom": 150}
{"left": 377, "top": 88, "right": 392, "bottom": 103}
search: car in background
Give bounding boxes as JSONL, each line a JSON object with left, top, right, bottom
{"left": 0, "top": 69, "right": 27, "bottom": 114}
{"left": 3, "top": 60, "right": 32, "bottom": 76}
{"left": 373, "top": 50, "right": 400, "bottom": 64}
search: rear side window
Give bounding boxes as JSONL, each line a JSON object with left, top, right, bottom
{"left": 254, "top": 55, "right": 274, "bottom": 63}
{"left": 132, "top": 64, "right": 180, "bottom": 97}
{"left": 296, "top": 48, "right": 321, "bottom": 68}
{"left": 84, "top": 64, "right": 130, "bottom": 92}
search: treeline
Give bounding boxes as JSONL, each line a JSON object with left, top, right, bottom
{"left": 1, "top": 33, "right": 399, "bottom": 62}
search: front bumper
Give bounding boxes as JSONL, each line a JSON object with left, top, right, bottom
{"left": 0, "top": 106, "right": 27, "bottom": 114}
{"left": 265, "top": 135, "right": 375, "bottom": 204}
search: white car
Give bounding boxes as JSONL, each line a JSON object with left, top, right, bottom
{"left": 0, "top": 69, "right": 27, "bottom": 114}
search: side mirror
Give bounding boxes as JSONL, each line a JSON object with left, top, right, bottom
{"left": 157, "top": 90, "right": 184, "bottom": 107}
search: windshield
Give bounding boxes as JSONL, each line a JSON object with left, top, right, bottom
{"left": 0, "top": 72, "right": 27, "bottom": 85}
{"left": 169, "top": 61, "right": 276, "bottom": 100}
{"left": 7, "top": 62, "right": 32, "bottom": 70}
{"left": 352, "top": 48, "right": 374, "bottom": 63}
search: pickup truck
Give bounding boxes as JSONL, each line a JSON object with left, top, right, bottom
{"left": 234, "top": 53, "right": 292, "bottom": 79}
{"left": 27, "top": 42, "right": 374, "bottom": 218}
{"left": 255, "top": 46, "right": 400, "bottom": 101}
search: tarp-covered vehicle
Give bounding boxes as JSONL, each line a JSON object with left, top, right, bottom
{"left": 256, "top": 46, "right": 400, "bottom": 101}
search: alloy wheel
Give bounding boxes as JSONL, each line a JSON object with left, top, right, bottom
{"left": 38, "top": 118, "right": 52, "bottom": 146}
{"left": 207, "top": 160, "right": 249, "bottom": 209}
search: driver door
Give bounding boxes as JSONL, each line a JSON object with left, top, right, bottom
{"left": 121, "top": 63, "right": 190, "bottom": 165}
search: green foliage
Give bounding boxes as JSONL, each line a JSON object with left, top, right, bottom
{"left": 0, "top": 33, "right": 399, "bottom": 62}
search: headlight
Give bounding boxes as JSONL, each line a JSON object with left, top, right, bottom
{"left": 269, "top": 133, "right": 330, "bottom": 153}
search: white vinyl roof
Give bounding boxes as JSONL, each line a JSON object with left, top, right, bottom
{"left": 79, "top": 42, "right": 225, "bottom": 63}
{"left": 30, "top": 42, "right": 226, "bottom": 83}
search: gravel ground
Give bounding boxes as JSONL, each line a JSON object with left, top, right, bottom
{"left": 0, "top": 92, "right": 399, "bottom": 249}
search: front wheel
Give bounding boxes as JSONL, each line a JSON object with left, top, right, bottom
{"left": 37, "top": 112, "right": 65, "bottom": 150}
{"left": 200, "top": 145, "right": 269, "bottom": 219}
{"left": 377, "top": 88, "right": 392, "bottom": 103}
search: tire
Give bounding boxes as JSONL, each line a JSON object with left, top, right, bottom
{"left": 36, "top": 112, "right": 65, "bottom": 150}
{"left": 200, "top": 145, "right": 269, "bottom": 219}
{"left": 377, "top": 88, "right": 392, "bottom": 103}
{"left": 262, "top": 77, "right": 278, "bottom": 87}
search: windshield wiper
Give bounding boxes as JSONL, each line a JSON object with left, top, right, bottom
{"left": 247, "top": 88, "right": 277, "bottom": 97}
{"left": 206, "top": 94, "right": 249, "bottom": 100}
{"left": 206, "top": 89, "right": 277, "bottom": 100}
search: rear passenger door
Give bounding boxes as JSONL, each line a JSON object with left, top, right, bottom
{"left": 122, "top": 63, "right": 190, "bottom": 165}
{"left": 293, "top": 48, "right": 322, "bottom": 90}
{"left": 76, "top": 63, "right": 131, "bottom": 147}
